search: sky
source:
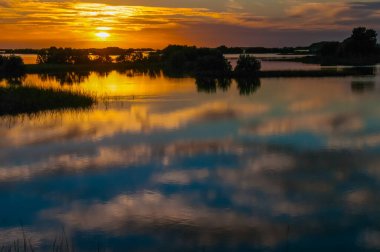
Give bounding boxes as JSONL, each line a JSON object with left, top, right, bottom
{"left": 0, "top": 0, "right": 380, "bottom": 49}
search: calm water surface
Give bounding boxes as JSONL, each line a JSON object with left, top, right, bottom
{"left": 1, "top": 68, "right": 380, "bottom": 251}
{"left": 15, "top": 54, "right": 321, "bottom": 71}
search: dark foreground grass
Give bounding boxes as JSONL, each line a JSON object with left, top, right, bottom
{"left": 0, "top": 86, "right": 96, "bottom": 116}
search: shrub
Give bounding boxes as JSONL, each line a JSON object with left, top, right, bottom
{"left": 0, "top": 55, "right": 25, "bottom": 74}
{"left": 234, "top": 55, "right": 261, "bottom": 77}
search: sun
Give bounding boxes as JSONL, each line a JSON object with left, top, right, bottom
{"left": 95, "top": 32, "right": 110, "bottom": 39}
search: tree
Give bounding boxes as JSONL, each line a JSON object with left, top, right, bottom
{"left": 310, "top": 42, "right": 340, "bottom": 56}
{"left": 92, "top": 54, "right": 113, "bottom": 64}
{"left": 194, "top": 53, "right": 232, "bottom": 77}
{"left": 339, "top": 27, "right": 378, "bottom": 57}
{"left": 0, "top": 55, "right": 25, "bottom": 74}
{"left": 234, "top": 55, "right": 261, "bottom": 77}
{"left": 37, "top": 47, "right": 91, "bottom": 64}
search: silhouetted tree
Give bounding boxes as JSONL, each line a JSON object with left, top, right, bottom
{"left": 92, "top": 54, "right": 113, "bottom": 64}
{"left": 194, "top": 53, "right": 232, "bottom": 77}
{"left": 37, "top": 47, "right": 91, "bottom": 64}
{"left": 161, "top": 45, "right": 232, "bottom": 77}
{"left": 0, "top": 55, "right": 25, "bottom": 74}
{"left": 115, "top": 54, "right": 130, "bottom": 64}
{"left": 319, "top": 42, "right": 341, "bottom": 57}
{"left": 234, "top": 55, "right": 261, "bottom": 77}
{"left": 339, "top": 27, "right": 378, "bottom": 57}
{"left": 115, "top": 51, "right": 144, "bottom": 64}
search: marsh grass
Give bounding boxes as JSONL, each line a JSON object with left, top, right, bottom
{"left": 0, "top": 85, "right": 96, "bottom": 116}
{"left": 0, "top": 227, "right": 74, "bottom": 252}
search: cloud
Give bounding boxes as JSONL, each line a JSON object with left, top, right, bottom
{"left": 0, "top": 0, "right": 10, "bottom": 7}
{"left": 0, "top": 98, "right": 267, "bottom": 148}
{"left": 241, "top": 113, "right": 363, "bottom": 137}
{"left": 41, "top": 191, "right": 290, "bottom": 247}
{"left": 153, "top": 169, "right": 209, "bottom": 185}
{"left": 328, "top": 133, "right": 380, "bottom": 149}
{"left": 359, "top": 230, "right": 380, "bottom": 249}
{"left": 1, "top": 1, "right": 379, "bottom": 47}
{"left": 0, "top": 139, "right": 244, "bottom": 182}
{"left": 0, "top": 145, "right": 152, "bottom": 182}
{"left": 285, "top": 1, "right": 380, "bottom": 30}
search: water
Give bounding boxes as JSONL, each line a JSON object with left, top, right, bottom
{"left": 13, "top": 54, "right": 322, "bottom": 71}
{"left": 1, "top": 69, "right": 380, "bottom": 251}
{"left": 224, "top": 54, "right": 321, "bottom": 71}
{"left": 1, "top": 54, "right": 38, "bottom": 64}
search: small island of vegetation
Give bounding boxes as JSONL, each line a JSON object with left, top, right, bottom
{"left": 0, "top": 86, "right": 95, "bottom": 116}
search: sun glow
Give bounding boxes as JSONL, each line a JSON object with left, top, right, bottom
{"left": 97, "top": 27, "right": 112, "bottom": 31}
{"left": 95, "top": 32, "right": 110, "bottom": 39}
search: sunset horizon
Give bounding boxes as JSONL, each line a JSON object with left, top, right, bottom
{"left": 1, "top": 0, "right": 380, "bottom": 49}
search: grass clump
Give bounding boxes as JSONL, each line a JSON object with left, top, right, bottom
{"left": 0, "top": 85, "right": 95, "bottom": 116}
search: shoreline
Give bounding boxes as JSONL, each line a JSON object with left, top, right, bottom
{"left": 24, "top": 64, "right": 377, "bottom": 78}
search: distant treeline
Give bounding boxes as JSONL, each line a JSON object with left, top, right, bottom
{"left": 1, "top": 46, "right": 309, "bottom": 56}
{"left": 32, "top": 45, "right": 262, "bottom": 78}
{"left": 0, "top": 47, "right": 154, "bottom": 55}
{"left": 216, "top": 46, "right": 309, "bottom": 55}
{"left": 1, "top": 26, "right": 379, "bottom": 77}
{"left": 304, "top": 27, "right": 380, "bottom": 65}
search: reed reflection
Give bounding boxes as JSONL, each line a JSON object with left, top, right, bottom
{"left": 195, "top": 77, "right": 260, "bottom": 95}
{"left": 38, "top": 71, "right": 91, "bottom": 85}
{"left": 236, "top": 78, "right": 261, "bottom": 95}
{"left": 351, "top": 80, "right": 376, "bottom": 93}
{"left": 28, "top": 69, "right": 264, "bottom": 96}
{"left": 0, "top": 73, "right": 26, "bottom": 86}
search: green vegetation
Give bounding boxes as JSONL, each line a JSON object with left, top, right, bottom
{"left": 0, "top": 85, "right": 95, "bottom": 116}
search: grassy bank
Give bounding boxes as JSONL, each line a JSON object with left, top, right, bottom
{"left": 0, "top": 86, "right": 95, "bottom": 116}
